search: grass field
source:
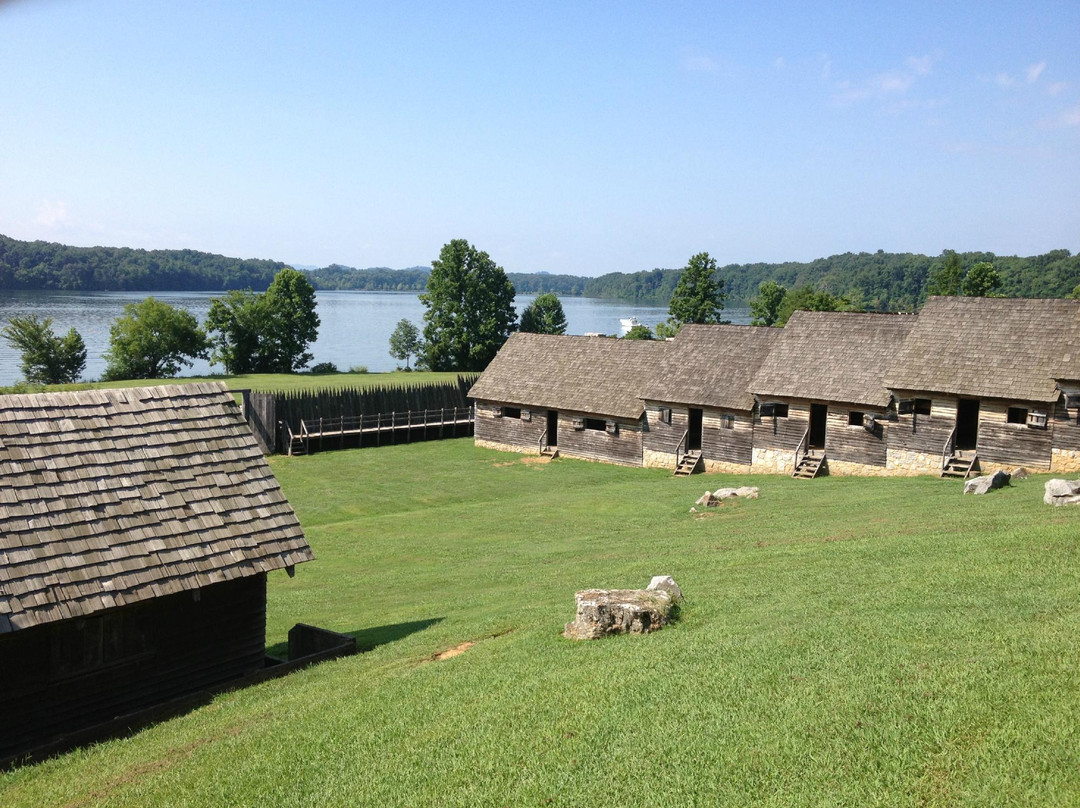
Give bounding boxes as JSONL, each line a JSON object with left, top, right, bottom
{"left": 0, "top": 370, "right": 465, "bottom": 395}
{"left": 3, "top": 440, "right": 1079, "bottom": 806}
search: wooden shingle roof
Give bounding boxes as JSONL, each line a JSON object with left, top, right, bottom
{"left": 884, "top": 296, "right": 1080, "bottom": 403}
{"left": 468, "top": 332, "right": 669, "bottom": 419}
{"left": 0, "top": 383, "right": 313, "bottom": 634}
{"left": 751, "top": 311, "right": 918, "bottom": 408}
{"left": 639, "top": 324, "right": 782, "bottom": 411}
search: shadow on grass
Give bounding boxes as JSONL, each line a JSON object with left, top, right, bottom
{"left": 266, "top": 617, "right": 444, "bottom": 658}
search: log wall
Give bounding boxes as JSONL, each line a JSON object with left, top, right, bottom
{"left": 824, "top": 407, "right": 888, "bottom": 468}
{"left": 0, "top": 575, "right": 267, "bottom": 762}
{"left": 473, "top": 401, "right": 547, "bottom": 452}
{"left": 557, "top": 411, "right": 644, "bottom": 466}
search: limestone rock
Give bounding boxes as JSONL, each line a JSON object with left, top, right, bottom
{"left": 646, "top": 575, "right": 683, "bottom": 600}
{"left": 734, "top": 486, "right": 760, "bottom": 499}
{"left": 964, "top": 470, "right": 1011, "bottom": 495}
{"left": 695, "top": 491, "right": 715, "bottom": 507}
{"left": 1044, "top": 478, "right": 1080, "bottom": 506}
{"left": 689, "top": 506, "right": 698, "bottom": 514}
{"left": 564, "top": 581, "right": 681, "bottom": 640}
{"left": 713, "top": 488, "right": 739, "bottom": 499}
{"left": 1011, "top": 467, "right": 1031, "bottom": 480}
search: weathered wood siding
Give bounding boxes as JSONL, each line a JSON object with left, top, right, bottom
{"left": 1053, "top": 398, "right": 1080, "bottom": 451}
{"left": 975, "top": 399, "right": 1053, "bottom": 469}
{"left": 642, "top": 403, "right": 689, "bottom": 456}
{"left": 824, "top": 407, "right": 888, "bottom": 467}
{"left": 473, "top": 401, "right": 547, "bottom": 451}
{"left": 0, "top": 575, "right": 267, "bottom": 761}
{"left": 753, "top": 400, "right": 809, "bottom": 450}
{"left": 558, "top": 411, "right": 644, "bottom": 466}
{"left": 701, "top": 409, "right": 755, "bottom": 466}
{"left": 887, "top": 393, "right": 957, "bottom": 456}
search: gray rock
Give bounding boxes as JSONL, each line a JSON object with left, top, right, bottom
{"left": 964, "top": 470, "right": 1011, "bottom": 495}
{"left": 646, "top": 575, "right": 683, "bottom": 600}
{"left": 712, "top": 488, "right": 739, "bottom": 499}
{"left": 1044, "top": 478, "right": 1080, "bottom": 506}
{"left": 734, "top": 486, "right": 760, "bottom": 499}
{"left": 695, "top": 491, "right": 715, "bottom": 506}
{"left": 564, "top": 587, "right": 679, "bottom": 640}
{"left": 1011, "top": 467, "right": 1031, "bottom": 480}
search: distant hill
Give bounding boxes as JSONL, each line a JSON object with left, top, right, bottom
{"left": 0, "top": 234, "right": 1076, "bottom": 308}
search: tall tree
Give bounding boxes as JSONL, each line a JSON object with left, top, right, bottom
{"left": 420, "top": 239, "right": 517, "bottom": 371}
{"left": 926, "top": 250, "right": 965, "bottom": 297}
{"left": 961, "top": 262, "right": 1003, "bottom": 297}
{"left": 388, "top": 319, "right": 422, "bottom": 369}
{"left": 667, "top": 252, "right": 727, "bottom": 325}
{"left": 775, "top": 286, "right": 846, "bottom": 326}
{"left": 206, "top": 268, "right": 320, "bottom": 374}
{"left": 103, "top": 297, "right": 208, "bottom": 380}
{"left": 519, "top": 293, "right": 567, "bottom": 335}
{"left": 622, "top": 324, "right": 655, "bottom": 340}
{"left": 1, "top": 315, "right": 86, "bottom": 385}
{"left": 749, "top": 280, "right": 788, "bottom": 326}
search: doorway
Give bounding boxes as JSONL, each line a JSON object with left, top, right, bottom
{"left": 546, "top": 410, "right": 558, "bottom": 447}
{"left": 955, "top": 398, "right": 979, "bottom": 450}
{"left": 687, "top": 408, "right": 703, "bottom": 451}
{"left": 809, "top": 403, "right": 828, "bottom": 450}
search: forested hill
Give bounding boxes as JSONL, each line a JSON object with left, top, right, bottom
{"left": 1, "top": 234, "right": 1076, "bottom": 308}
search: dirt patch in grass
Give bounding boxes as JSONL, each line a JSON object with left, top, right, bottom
{"left": 60, "top": 716, "right": 264, "bottom": 808}
{"left": 493, "top": 456, "right": 551, "bottom": 468}
{"left": 431, "top": 641, "right": 475, "bottom": 661}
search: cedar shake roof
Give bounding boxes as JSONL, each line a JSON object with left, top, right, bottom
{"left": 639, "top": 324, "right": 783, "bottom": 411}
{"left": 884, "top": 296, "right": 1080, "bottom": 403}
{"left": 751, "top": 311, "right": 918, "bottom": 408}
{"left": 0, "top": 383, "right": 313, "bottom": 634}
{"left": 468, "top": 332, "right": 669, "bottom": 419}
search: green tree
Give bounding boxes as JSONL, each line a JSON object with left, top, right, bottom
{"left": 668, "top": 252, "right": 727, "bottom": 325}
{"left": 206, "top": 268, "right": 320, "bottom": 374}
{"left": 654, "top": 319, "right": 680, "bottom": 339}
{"left": 926, "top": 250, "right": 965, "bottom": 297}
{"left": 622, "top": 324, "right": 655, "bottom": 340}
{"left": 388, "top": 319, "right": 422, "bottom": 369}
{"left": 1, "top": 315, "right": 86, "bottom": 385}
{"left": 519, "top": 293, "right": 567, "bottom": 335}
{"left": 420, "top": 239, "right": 517, "bottom": 371}
{"left": 103, "top": 297, "right": 208, "bottom": 380}
{"left": 961, "top": 262, "right": 1003, "bottom": 297}
{"left": 775, "top": 286, "right": 846, "bottom": 326}
{"left": 749, "top": 280, "right": 787, "bottom": 326}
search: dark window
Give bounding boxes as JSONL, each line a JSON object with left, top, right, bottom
{"left": 1067, "top": 394, "right": 1080, "bottom": 409}
{"left": 503, "top": 407, "right": 521, "bottom": 419}
{"left": 657, "top": 407, "right": 672, "bottom": 424}
{"left": 914, "top": 399, "right": 932, "bottom": 415}
{"left": 1007, "top": 407, "right": 1028, "bottom": 424}
{"left": 584, "top": 418, "right": 606, "bottom": 431}
{"left": 759, "top": 402, "right": 788, "bottom": 418}
{"left": 719, "top": 414, "right": 735, "bottom": 430}
{"left": 848, "top": 411, "right": 864, "bottom": 427}
{"left": 773, "top": 403, "right": 789, "bottom": 418}
{"left": 897, "top": 399, "right": 914, "bottom": 415}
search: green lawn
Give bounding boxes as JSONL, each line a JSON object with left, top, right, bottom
{"left": 0, "top": 370, "right": 465, "bottom": 395}
{"left": 3, "top": 442, "right": 1079, "bottom": 806}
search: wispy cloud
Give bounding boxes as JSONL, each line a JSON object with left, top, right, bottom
{"left": 995, "top": 61, "right": 1048, "bottom": 89}
{"left": 832, "top": 54, "right": 936, "bottom": 107}
{"left": 681, "top": 49, "right": 718, "bottom": 73}
{"left": 35, "top": 200, "right": 69, "bottom": 228}
{"left": 1026, "top": 61, "right": 1046, "bottom": 83}
{"left": 1047, "top": 81, "right": 1069, "bottom": 96}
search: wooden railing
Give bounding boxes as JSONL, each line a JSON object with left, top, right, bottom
{"left": 792, "top": 427, "right": 810, "bottom": 475}
{"left": 537, "top": 428, "right": 548, "bottom": 455}
{"left": 280, "top": 406, "right": 474, "bottom": 455}
{"left": 941, "top": 425, "right": 957, "bottom": 471}
{"left": 675, "top": 429, "right": 690, "bottom": 468}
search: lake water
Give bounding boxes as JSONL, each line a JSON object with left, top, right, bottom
{"left": 0, "top": 290, "right": 750, "bottom": 385}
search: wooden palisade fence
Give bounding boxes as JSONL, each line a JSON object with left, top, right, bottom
{"left": 243, "top": 374, "right": 479, "bottom": 455}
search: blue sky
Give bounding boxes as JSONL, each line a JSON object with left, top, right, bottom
{"left": 1, "top": 1, "right": 1077, "bottom": 276}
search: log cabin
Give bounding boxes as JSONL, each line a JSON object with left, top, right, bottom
{"left": 638, "top": 324, "right": 782, "bottom": 474}
{"left": 0, "top": 383, "right": 314, "bottom": 763}
{"left": 468, "top": 332, "right": 669, "bottom": 466}
{"left": 883, "top": 296, "right": 1080, "bottom": 476}
{"left": 749, "top": 311, "right": 918, "bottom": 477}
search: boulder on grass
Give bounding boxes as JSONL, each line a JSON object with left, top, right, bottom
{"left": 713, "top": 488, "right": 739, "bottom": 499}
{"left": 564, "top": 578, "right": 682, "bottom": 640}
{"left": 1044, "top": 479, "right": 1080, "bottom": 506}
{"left": 734, "top": 486, "right": 760, "bottom": 499}
{"left": 695, "top": 491, "right": 715, "bottom": 507}
{"left": 963, "top": 470, "right": 1011, "bottom": 495}
{"left": 647, "top": 575, "right": 683, "bottom": 600}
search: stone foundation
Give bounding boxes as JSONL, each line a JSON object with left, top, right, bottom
{"left": 475, "top": 438, "right": 533, "bottom": 456}
{"left": 886, "top": 448, "right": 942, "bottom": 476}
{"left": 702, "top": 458, "right": 754, "bottom": 474}
{"left": 751, "top": 447, "right": 795, "bottom": 475}
{"left": 1051, "top": 448, "right": 1080, "bottom": 474}
{"left": 642, "top": 448, "right": 677, "bottom": 470}
{"left": 826, "top": 458, "right": 891, "bottom": 477}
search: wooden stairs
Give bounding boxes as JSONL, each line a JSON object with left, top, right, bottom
{"left": 941, "top": 450, "right": 978, "bottom": 479}
{"left": 793, "top": 451, "right": 826, "bottom": 479}
{"left": 540, "top": 445, "right": 559, "bottom": 459}
{"left": 674, "top": 450, "right": 702, "bottom": 476}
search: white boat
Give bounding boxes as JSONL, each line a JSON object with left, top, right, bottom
{"left": 619, "top": 317, "right": 641, "bottom": 333}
